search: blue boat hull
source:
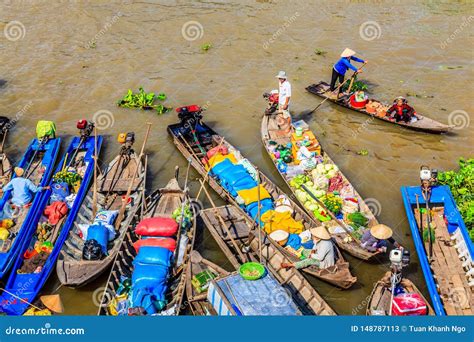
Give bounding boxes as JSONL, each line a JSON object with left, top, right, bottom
{"left": 0, "top": 138, "right": 61, "bottom": 279}
{"left": 401, "top": 185, "right": 473, "bottom": 316}
{"left": 0, "top": 135, "right": 102, "bottom": 315}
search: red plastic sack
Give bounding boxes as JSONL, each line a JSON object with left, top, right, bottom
{"left": 133, "top": 237, "right": 177, "bottom": 253}
{"left": 392, "top": 293, "right": 428, "bottom": 316}
{"left": 44, "top": 201, "right": 68, "bottom": 225}
{"left": 206, "top": 145, "right": 229, "bottom": 159}
{"left": 135, "top": 217, "right": 178, "bottom": 237}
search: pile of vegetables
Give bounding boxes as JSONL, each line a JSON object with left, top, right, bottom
{"left": 313, "top": 162, "right": 339, "bottom": 179}
{"left": 117, "top": 87, "right": 171, "bottom": 114}
{"left": 53, "top": 170, "right": 82, "bottom": 188}
{"left": 172, "top": 205, "right": 193, "bottom": 226}
{"left": 322, "top": 193, "right": 343, "bottom": 215}
{"left": 341, "top": 76, "right": 368, "bottom": 92}
{"left": 437, "top": 158, "right": 473, "bottom": 240}
{"left": 346, "top": 212, "right": 368, "bottom": 239}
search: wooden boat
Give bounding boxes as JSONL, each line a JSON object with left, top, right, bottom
{"left": 168, "top": 111, "right": 356, "bottom": 289}
{"left": 261, "top": 114, "right": 381, "bottom": 261}
{"left": 0, "top": 117, "right": 12, "bottom": 188}
{"left": 0, "top": 134, "right": 103, "bottom": 315}
{"left": 193, "top": 205, "right": 336, "bottom": 315}
{"left": 306, "top": 82, "right": 453, "bottom": 134}
{"left": 56, "top": 144, "right": 146, "bottom": 287}
{"left": 367, "top": 271, "right": 434, "bottom": 315}
{"left": 0, "top": 137, "right": 61, "bottom": 278}
{"left": 98, "top": 177, "right": 195, "bottom": 316}
{"left": 401, "top": 184, "right": 474, "bottom": 315}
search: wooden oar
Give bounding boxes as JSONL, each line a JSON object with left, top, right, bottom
{"left": 0, "top": 128, "right": 8, "bottom": 154}
{"left": 301, "top": 184, "right": 361, "bottom": 244}
{"left": 115, "top": 123, "right": 152, "bottom": 229}
{"left": 308, "top": 63, "right": 366, "bottom": 115}
{"left": 190, "top": 250, "right": 229, "bottom": 276}
{"left": 422, "top": 188, "right": 433, "bottom": 260}
{"left": 199, "top": 179, "right": 248, "bottom": 263}
{"left": 92, "top": 126, "right": 99, "bottom": 219}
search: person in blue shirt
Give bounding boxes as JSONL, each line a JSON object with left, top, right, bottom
{"left": 1, "top": 167, "right": 49, "bottom": 207}
{"left": 330, "top": 48, "right": 367, "bottom": 96}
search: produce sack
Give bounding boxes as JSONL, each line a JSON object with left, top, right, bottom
{"left": 207, "top": 145, "right": 228, "bottom": 159}
{"left": 237, "top": 185, "right": 271, "bottom": 206}
{"left": 391, "top": 293, "right": 427, "bottom": 316}
{"left": 218, "top": 166, "right": 248, "bottom": 186}
{"left": 261, "top": 210, "right": 304, "bottom": 235}
{"left": 44, "top": 201, "right": 68, "bottom": 225}
{"left": 86, "top": 223, "right": 109, "bottom": 254}
{"left": 247, "top": 199, "right": 274, "bottom": 223}
{"left": 135, "top": 217, "right": 178, "bottom": 237}
{"left": 286, "top": 234, "right": 302, "bottom": 250}
{"left": 134, "top": 246, "right": 172, "bottom": 267}
{"left": 206, "top": 153, "right": 237, "bottom": 170}
{"left": 210, "top": 158, "right": 235, "bottom": 177}
{"left": 94, "top": 209, "right": 118, "bottom": 226}
{"left": 50, "top": 182, "right": 70, "bottom": 203}
{"left": 82, "top": 239, "right": 103, "bottom": 260}
{"left": 232, "top": 176, "right": 257, "bottom": 192}
{"left": 133, "top": 237, "right": 177, "bottom": 253}
{"left": 132, "top": 262, "right": 168, "bottom": 285}
{"left": 0, "top": 227, "right": 9, "bottom": 240}
{"left": 36, "top": 120, "right": 56, "bottom": 139}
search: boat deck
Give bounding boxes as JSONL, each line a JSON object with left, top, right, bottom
{"left": 414, "top": 206, "right": 473, "bottom": 315}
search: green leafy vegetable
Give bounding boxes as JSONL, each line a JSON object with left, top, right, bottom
{"left": 341, "top": 76, "right": 368, "bottom": 92}
{"left": 117, "top": 87, "right": 172, "bottom": 115}
{"left": 201, "top": 43, "right": 212, "bottom": 51}
{"left": 437, "top": 158, "right": 473, "bottom": 240}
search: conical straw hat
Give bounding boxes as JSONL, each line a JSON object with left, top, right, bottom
{"left": 40, "top": 294, "right": 64, "bottom": 313}
{"left": 370, "top": 224, "right": 393, "bottom": 240}
{"left": 341, "top": 48, "right": 356, "bottom": 57}
{"left": 310, "top": 226, "right": 331, "bottom": 240}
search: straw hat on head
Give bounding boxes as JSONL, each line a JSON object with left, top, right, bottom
{"left": 341, "top": 48, "right": 356, "bottom": 57}
{"left": 14, "top": 167, "right": 24, "bottom": 177}
{"left": 40, "top": 294, "right": 64, "bottom": 313}
{"left": 370, "top": 224, "right": 393, "bottom": 240}
{"left": 275, "top": 71, "right": 288, "bottom": 79}
{"left": 310, "top": 226, "right": 331, "bottom": 240}
{"left": 269, "top": 230, "right": 289, "bottom": 245}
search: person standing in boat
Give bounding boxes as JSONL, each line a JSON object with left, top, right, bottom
{"left": 280, "top": 226, "right": 336, "bottom": 270}
{"left": 360, "top": 224, "right": 401, "bottom": 253}
{"left": 386, "top": 96, "right": 418, "bottom": 123}
{"left": 0, "top": 167, "right": 50, "bottom": 217}
{"left": 276, "top": 71, "right": 292, "bottom": 128}
{"left": 329, "top": 48, "right": 367, "bottom": 97}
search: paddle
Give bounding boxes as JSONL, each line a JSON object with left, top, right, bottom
{"left": 115, "top": 122, "right": 152, "bottom": 229}
{"left": 199, "top": 179, "right": 248, "bottom": 263}
{"left": 92, "top": 126, "right": 99, "bottom": 219}
{"left": 190, "top": 250, "right": 229, "bottom": 276}
{"left": 307, "top": 63, "right": 367, "bottom": 115}
{"left": 422, "top": 188, "right": 434, "bottom": 260}
{"left": 0, "top": 128, "right": 8, "bottom": 154}
{"left": 301, "top": 184, "right": 361, "bottom": 244}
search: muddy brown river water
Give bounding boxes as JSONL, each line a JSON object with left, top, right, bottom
{"left": 0, "top": 1, "right": 472, "bottom": 315}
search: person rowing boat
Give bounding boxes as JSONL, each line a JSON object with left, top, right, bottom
{"left": 360, "top": 224, "right": 401, "bottom": 253}
{"left": 280, "top": 226, "right": 336, "bottom": 270}
{"left": 329, "top": 48, "right": 367, "bottom": 98}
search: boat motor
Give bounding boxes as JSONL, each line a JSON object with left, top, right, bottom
{"left": 176, "top": 105, "right": 203, "bottom": 130}
{"left": 263, "top": 90, "right": 279, "bottom": 115}
{"left": 117, "top": 132, "right": 135, "bottom": 157}
{"left": 420, "top": 165, "right": 438, "bottom": 187}
{"left": 77, "top": 119, "right": 94, "bottom": 139}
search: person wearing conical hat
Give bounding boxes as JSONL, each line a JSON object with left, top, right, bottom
{"left": 275, "top": 70, "right": 292, "bottom": 126}
{"left": 386, "top": 96, "right": 418, "bottom": 123}
{"left": 281, "top": 226, "right": 336, "bottom": 270}
{"left": 360, "top": 224, "right": 401, "bottom": 253}
{"left": 329, "top": 48, "right": 367, "bottom": 96}
{"left": 0, "top": 167, "right": 50, "bottom": 207}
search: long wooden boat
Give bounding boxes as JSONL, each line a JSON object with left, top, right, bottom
{"left": 168, "top": 112, "right": 356, "bottom": 289}
{"left": 56, "top": 145, "right": 146, "bottom": 287}
{"left": 261, "top": 114, "right": 381, "bottom": 261}
{"left": 401, "top": 184, "right": 473, "bottom": 315}
{"left": 98, "top": 177, "right": 195, "bottom": 316}
{"left": 0, "top": 137, "right": 61, "bottom": 279}
{"left": 367, "top": 271, "right": 434, "bottom": 315}
{"left": 194, "top": 205, "right": 336, "bottom": 315}
{"left": 0, "top": 134, "right": 103, "bottom": 315}
{"left": 306, "top": 82, "right": 453, "bottom": 134}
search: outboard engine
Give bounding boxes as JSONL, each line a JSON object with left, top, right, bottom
{"left": 77, "top": 119, "right": 94, "bottom": 139}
